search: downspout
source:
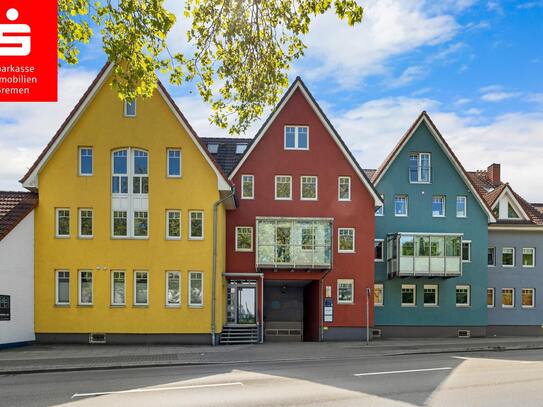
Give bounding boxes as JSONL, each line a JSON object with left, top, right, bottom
{"left": 212, "top": 187, "right": 236, "bottom": 346}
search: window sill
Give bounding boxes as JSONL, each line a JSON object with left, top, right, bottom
{"left": 133, "top": 305, "right": 149, "bottom": 308}
{"left": 166, "top": 175, "right": 182, "bottom": 179}
{"left": 487, "top": 305, "right": 495, "bottom": 308}
{"left": 375, "top": 259, "right": 384, "bottom": 263}
{"left": 78, "top": 173, "right": 93, "bottom": 177}
{"left": 502, "top": 265, "right": 515, "bottom": 268}
{"left": 522, "top": 266, "right": 535, "bottom": 269}
{"left": 275, "top": 198, "right": 293, "bottom": 201}
{"left": 338, "top": 199, "right": 351, "bottom": 202}
{"left": 401, "top": 304, "right": 416, "bottom": 307}
{"left": 77, "top": 304, "right": 93, "bottom": 307}
{"left": 338, "top": 251, "right": 356, "bottom": 254}
{"left": 241, "top": 196, "right": 254, "bottom": 200}
{"left": 165, "top": 304, "right": 181, "bottom": 308}
{"left": 188, "top": 237, "right": 205, "bottom": 241}
{"left": 337, "top": 302, "right": 354, "bottom": 305}
{"left": 110, "top": 304, "right": 126, "bottom": 308}
{"left": 54, "top": 304, "right": 71, "bottom": 308}
{"left": 455, "top": 304, "right": 470, "bottom": 308}
{"left": 521, "top": 306, "right": 535, "bottom": 309}
{"left": 55, "top": 236, "right": 70, "bottom": 239}
{"left": 502, "top": 306, "right": 514, "bottom": 309}
{"left": 111, "top": 237, "right": 150, "bottom": 240}
{"left": 78, "top": 236, "right": 93, "bottom": 240}
{"left": 424, "top": 304, "right": 439, "bottom": 307}
{"left": 301, "top": 198, "right": 318, "bottom": 201}
{"left": 235, "top": 249, "right": 253, "bottom": 253}
{"left": 395, "top": 215, "right": 408, "bottom": 218}
{"left": 188, "top": 305, "right": 204, "bottom": 308}
{"left": 374, "top": 304, "right": 383, "bottom": 307}
{"left": 166, "top": 237, "right": 182, "bottom": 241}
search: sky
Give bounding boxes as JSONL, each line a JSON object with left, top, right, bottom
{"left": 1, "top": 0, "right": 542, "bottom": 201}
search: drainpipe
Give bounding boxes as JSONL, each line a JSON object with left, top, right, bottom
{"left": 211, "top": 187, "right": 236, "bottom": 346}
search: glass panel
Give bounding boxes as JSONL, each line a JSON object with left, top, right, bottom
{"left": 80, "top": 148, "right": 92, "bottom": 174}
{"left": 168, "top": 150, "right": 181, "bottom": 176}
{"left": 409, "top": 154, "right": 418, "bottom": 182}
{"left": 190, "top": 273, "right": 203, "bottom": 305}
{"left": 58, "top": 272, "right": 70, "bottom": 303}
{"left": 134, "top": 151, "right": 148, "bottom": 174}
{"left": 242, "top": 176, "right": 253, "bottom": 198}
{"left": 339, "top": 178, "right": 350, "bottom": 200}
{"left": 113, "top": 211, "right": 127, "bottom": 236}
{"left": 80, "top": 210, "right": 93, "bottom": 236}
{"left": 113, "top": 272, "right": 125, "bottom": 304}
{"left": 190, "top": 212, "right": 203, "bottom": 238}
{"left": 400, "top": 235, "right": 414, "bottom": 256}
{"left": 420, "top": 153, "right": 430, "bottom": 182}
{"left": 338, "top": 281, "right": 353, "bottom": 302}
{"left": 167, "top": 273, "right": 180, "bottom": 305}
{"left": 80, "top": 272, "right": 92, "bottom": 304}
{"left": 523, "top": 249, "right": 534, "bottom": 266}
{"left": 168, "top": 211, "right": 180, "bottom": 237}
{"left": 135, "top": 272, "right": 148, "bottom": 304}
{"left": 237, "top": 287, "right": 256, "bottom": 324}
{"left": 508, "top": 203, "right": 519, "bottom": 219}
{"left": 285, "top": 127, "right": 296, "bottom": 148}
{"left": 298, "top": 127, "right": 308, "bottom": 149}
{"left": 134, "top": 211, "right": 148, "bottom": 237}
{"left": 113, "top": 150, "right": 128, "bottom": 174}
{"left": 276, "top": 225, "right": 291, "bottom": 263}
{"left": 445, "top": 236, "right": 461, "bottom": 256}
{"left": 432, "top": 197, "right": 444, "bottom": 216}
{"left": 488, "top": 248, "right": 495, "bottom": 265}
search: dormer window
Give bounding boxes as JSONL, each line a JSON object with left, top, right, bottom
{"left": 207, "top": 143, "right": 219, "bottom": 154}
{"left": 508, "top": 203, "right": 520, "bottom": 219}
{"left": 409, "top": 152, "right": 431, "bottom": 183}
{"left": 124, "top": 100, "right": 136, "bottom": 117}
{"left": 236, "top": 143, "right": 247, "bottom": 154}
{"left": 284, "top": 126, "right": 309, "bottom": 150}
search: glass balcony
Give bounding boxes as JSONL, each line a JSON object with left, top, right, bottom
{"left": 256, "top": 218, "right": 332, "bottom": 269}
{"left": 386, "top": 233, "right": 462, "bottom": 278}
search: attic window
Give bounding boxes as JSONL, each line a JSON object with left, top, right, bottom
{"left": 236, "top": 143, "right": 247, "bottom": 154}
{"left": 208, "top": 143, "right": 219, "bottom": 154}
{"left": 508, "top": 203, "right": 520, "bottom": 219}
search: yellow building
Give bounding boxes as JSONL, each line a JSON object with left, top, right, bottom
{"left": 20, "top": 63, "right": 235, "bottom": 344}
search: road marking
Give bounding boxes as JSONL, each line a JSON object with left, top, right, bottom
{"left": 72, "top": 382, "right": 244, "bottom": 398}
{"left": 354, "top": 367, "right": 452, "bottom": 377}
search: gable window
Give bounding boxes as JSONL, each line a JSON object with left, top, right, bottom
{"left": 167, "top": 149, "right": 181, "bottom": 177}
{"left": 78, "top": 271, "right": 93, "bottom": 305}
{"left": 338, "top": 177, "right": 351, "bottom": 201}
{"left": 124, "top": 99, "right": 136, "bottom": 117}
{"left": 0, "top": 295, "right": 10, "bottom": 321}
{"left": 375, "top": 194, "right": 384, "bottom": 216}
{"left": 502, "top": 247, "right": 515, "bottom": 267}
{"left": 189, "top": 210, "right": 204, "bottom": 240}
{"left": 166, "top": 210, "right": 181, "bottom": 240}
{"left": 79, "top": 147, "right": 93, "bottom": 176}
{"left": 455, "top": 285, "right": 470, "bottom": 307}
{"left": 134, "top": 271, "right": 149, "bottom": 305}
{"left": 236, "top": 226, "right": 253, "bottom": 252}
{"left": 487, "top": 288, "right": 495, "bottom": 308}
{"left": 456, "top": 196, "right": 467, "bottom": 218}
{"left": 462, "top": 241, "right": 471, "bottom": 262}
{"left": 508, "top": 203, "right": 520, "bottom": 219}
{"left": 301, "top": 176, "right": 318, "bottom": 200}
{"left": 166, "top": 271, "right": 181, "bottom": 307}
{"left": 241, "top": 175, "right": 254, "bottom": 199}
{"left": 374, "top": 284, "right": 384, "bottom": 306}
{"left": 337, "top": 279, "right": 354, "bottom": 304}
{"left": 78, "top": 209, "right": 93, "bottom": 238}
{"left": 502, "top": 288, "right": 514, "bottom": 308}
{"left": 523, "top": 248, "right": 535, "bottom": 268}
{"left": 522, "top": 288, "right": 535, "bottom": 308}
{"left": 111, "top": 271, "right": 126, "bottom": 306}
{"left": 432, "top": 196, "right": 445, "bottom": 217}
{"left": 374, "top": 239, "right": 384, "bottom": 261}
{"left": 394, "top": 195, "right": 408, "bottom": 217}
{"left": 338, "top": 228, "right": 355, "bottom": 253}
{"left": 56, "top": 271, "right": 70, "bottom": 305}
{"left": 189, "top": 271, "right": 203, "bottom": 307}
{"left": 56, "top": 208, "right": 70, "bottom": 238}
{"left": 423, "top": 284, "right": 438, "bottom": 306}
{"left": 409, "top": 152, "right": 431, "bottom": 183}
{"left": 275, "top": 176, "right": 292, "bottom": 200}
{"left": 401, "top": 284, "right": 416, "bottom": 306}
{"left": 284, "top": 126, "right": 309, "bottom": 150}
{"left": 488, "top": 247, "right": 496, "bottom": 266}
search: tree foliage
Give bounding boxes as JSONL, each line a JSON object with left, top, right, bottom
{"left": 59, "top": 0, "right": 363, "bottom": 134}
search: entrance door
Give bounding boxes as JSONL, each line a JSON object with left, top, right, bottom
{"left": 226, "top": 281, "right": 257, "bottom": 325}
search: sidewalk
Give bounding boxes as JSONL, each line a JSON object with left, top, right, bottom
{"left": 1, "top": 337, "right": 543, "bottom": 375}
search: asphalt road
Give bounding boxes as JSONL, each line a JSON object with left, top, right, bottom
{"left": 2, "top": 349, "right": 543, "bottom": 406}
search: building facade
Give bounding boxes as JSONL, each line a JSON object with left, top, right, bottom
{"left": 371, "top": 112, "right": 495, "bottom": 337}
{"left": 205, "top": 78, "right": 381, "bottom": 343}
{"left": 20, "top": 64, "right": 235, "bottom": 344}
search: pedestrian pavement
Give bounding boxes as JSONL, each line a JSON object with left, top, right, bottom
{"left": 1, "top": 336, "right": 543, "bottom": 375}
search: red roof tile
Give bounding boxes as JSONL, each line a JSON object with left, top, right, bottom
{"left": 0, "top": 191, "right": 37, "bottom": 241}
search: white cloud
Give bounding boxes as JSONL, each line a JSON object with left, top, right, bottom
{"left": 479, "top": 85, "right": 521, "bottom": 102}
{"left": 387, "top": 66, "right": 428, "bottom": 88}
{"left": 487, "top": 1, "right": 504, "bottom": 14}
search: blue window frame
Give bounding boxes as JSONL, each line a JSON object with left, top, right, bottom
{"left": 167, "top": 149, "right": 181, "bottom": 177}
{"left": 79, "top": 147, "right": 93, "bottom": 175}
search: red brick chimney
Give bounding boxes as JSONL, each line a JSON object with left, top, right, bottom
{"left": 487, "top": 163, "right": 501, "bottom": 187}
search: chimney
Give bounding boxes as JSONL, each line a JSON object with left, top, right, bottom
{"left": 487, "top": 163, "right": 501, "bottom": 187}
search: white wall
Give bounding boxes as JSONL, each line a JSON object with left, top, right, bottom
{"left": 0, "top": 211, "right": 34, "bottom": 345}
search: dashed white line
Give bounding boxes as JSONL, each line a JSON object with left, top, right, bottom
{"left": 354, "top": 367, "right": 452, "bottom": 377}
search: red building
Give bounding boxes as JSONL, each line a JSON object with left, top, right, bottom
{"left": 204, "top": 78, "right": 381, "bottom": 343}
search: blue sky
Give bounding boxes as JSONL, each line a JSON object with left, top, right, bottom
{"left": 0, "top": 0, "right": 542, "bottom": 200}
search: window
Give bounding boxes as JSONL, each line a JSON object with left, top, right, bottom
{"left": 338, "top": 228, "right": 355, "bottom": 253}
{"left": 235, "top": 143, "right": 247, "bottom": 154}
{"left": 508, "top": 203, "right": 520, "bottom": 219}
{"left": 301, "top": 176, "right": 318, "bottom": 200}
{"left": 235, "top": 226, "right": 253, "bottom": 252}
{"left": 375, "top": 194, "right": 384, "bottom": 216}
{"left": 189, "top": 211, "right": 204, "bottom": 239}
{"left": 124, "top": 99, "right": 136, "bottom": 117}
{"left": 432, "top": 196, "right": 445, "bottom": 217}
{"left": 523, "top": 248, "right": 535, "bottom": 268}
{"left": 502, "top": 248, "right": 515, "bottom": 267}
{"left": 301, "top": 227, "right": 315, "bottom": 250}
{"left": 337, "top": 279, "right": 354, "bottom": 304}
{"left": 79, "top": 147, "right": 93, "bottom": 176}
{"left": 189, "top": 271, "right": 203, "bottom": 306}
{"left": 455, "top": 285, "right": 470, "bottom": 307}
{"left": 462, "top": 241, "right": 471, "bottom": 262}
{"left": 111, "top": 271, "right": 126, "bottom": 306}
{"left": 456, "top": 196, "right": 467, "bottom": 218}
{"left": 166, "top": 210, "right": 181, "bottom": 239}
{"left": 401, "top": 284, "right": 416, "bottom": 306}
{"left": 338, "top": 177, "right": 351, "bottom": 201}
{"left": 488, "top": 247, "right": 496, "bottom": 266}
{"left": 166, "top": 271, "right": 181, "bottom": 306}
{"left": 284, "top": 126, "right": 308, "bottom": 150}
{"left": 133, "top": 150, "right": 149, "bottom": 194}
{"left": 241, "top": 175, "right": 254, "bottom": 199}
{"left": 113, "top": 211, "right": 128, "bottom": 237}
{"left": 502, "top": 288, "right": 514, "bottom": 308}
{"left": 275, "top": 176, "right": 292, "bottom": 200}
{"left": 167, "top": 149, "right": 181, "bottom": 177}
{"left": 409, "top": 152, "right": 431, "bottom": 183}
{"left": 78, "top": 271, "right": 93, "bottom": 305}
{"left": 394, "top": 195, "right": 408, "bottom": 216}
{"left": 423, "top": 285, "right": 438, "bottom": 306}
{"left": 0, "top": 295, "right": 9, "bottom": 321}
{"left": 55, "top": 271, "right": 70, "bottom": 305}
{"left": 134, "top": 271, "right": 149, "bottom": 305}
{"left": 112, "top": 149, "right": 129, "bottom": 194}
{"left": 521, "top": 288, "right": 535, "bottom": 308}
{"left": 207, "top": 143, "right": 219, "bottom": 154}
{"left": 56, "top": 208, "right": 70, "bottom": 237}
{"left": 374, "top": 240, "right": 384, "bottom": 261}
{"left": 487, "top": 288, "right": 495, "bottom": 308}
{"left": 78, "top": 208, "right": 93, "bottom": 238}
{"left": 374, "top": 284, "right": 384, "bottom": 306}
{"left": 133, "top": 211, "right": 148, "bottom": 237}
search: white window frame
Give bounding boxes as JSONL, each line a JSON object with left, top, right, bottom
{"left": 409, "top": 152, "right": 431, "bottom": 183}
{"left": 338, "top": 228, "right": 355, "bottom": 253}
{"left": 275, "top": 175, "right": 292, "bottom": 200}
{"left": 337, "top": 279, "right": 354, "bottom": 304}
{"left": 375, "top": 194, "right": 384, "bottom": 216}
{"left": 124, "top": 99, "right": 137, "bottom": 117}
{"left": 300, "top": 176, "right": 318, "bottom": 201}
{"left": 78, "top": 270, "right": 93, "bottom": 306}
{"left": 166, "top": 271, "right": 181, "bottom": 307}
{"left": 55, "top": 270, "right": 70, "bottom": 305}
{"left": 374, "top": 239, "right": 384, "bottom": 262}
{"left": 241, "top": 174, "right": 254, "bottom": 199}
{"left": 55, "top": 208, "right": 70, "bottom": 238}
{"left": 502, "top": 247, "right": 515, "bottom": 267}
{"left": 166, "top": 210, "right": 181, "bottom": 240}
{"left": 188, "top": 271, "right": 204, "bottom": 307}
{"left": 488, "top": 247, "right": 496, "bottom": 267}
{"left": 521, "top": 288, "right": 535, "bottom": 308}
{"left": 501, "top": 288, "right": 515, "bottom": 308}
{"left": 394, "top": 195, "right": 408, "bottom": 217}
{"left": 423, "top": 284, "right": 439, "bottom": 307}
{"left": 374, "top": 284, "right": 384, "bottom": 307}
{"left": 338, "top": 176, "right": 351, "bottom": 201}
{"left": 432, "top": 195, "right": 446, "bottom": 218}
{"left": 456, "top": 196, "right": 467, "bottom": 218}
{"left": 522, "top": 248, "right": 536, "bottom": 268}
{"left": 78, "top": 208, "right": 93, "bottom": 239}
{"left": 462, "top": 240, "right": 471, "bottom": 263}
{"left": 78, "top": 147, "right": 93, "bottom": 176}
{"left": 111, "top": 270, "right": 126, "bottom": 306}
{"left": 487, "top": 288, "right": 495, "bottom": 308}
{"left": 284, "top": 125, "right": 309, "bottom": 150}
{"left": 166, "top": 148, "right": 182, "bottom": 178}
{"left": 235, "top": 226, "right": 254, "bottom": 252}
{"left": 455, "top": 285, "right": 470, "bottom": 307}
{"left": 401, "top": 284, "right": 416, "bottom": 307}
{"left": 134, "top": 271, "right": 149, "bottom": 306}
{"left": 189, "top": 210, "right": 204, "bottom": 240}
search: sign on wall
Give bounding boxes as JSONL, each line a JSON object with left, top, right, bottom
{"left": 0, "top": 295, "right": 10, "bottom": 321}
{"left": 324, "top": 298, "right": 333, "bottom": 322}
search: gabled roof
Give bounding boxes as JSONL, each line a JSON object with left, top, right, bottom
{"left": 0, "top": 191, "right": 37, "bottom": 241}
{"left": 20, "top": 63, "right": 232, "bottom": 193}
{"left": 228, "top": 77, "right": 383, "bottom": 204}
{"left": 201, "top": 137, "right": 252, "bottom": 175}
{"left": 372, "top": 111, "right": 496, "bottom": 223}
